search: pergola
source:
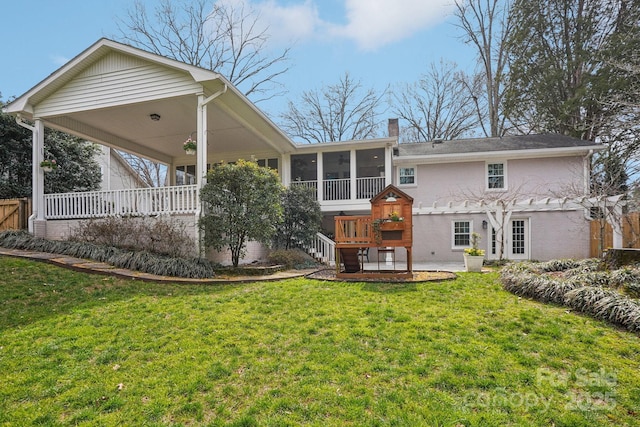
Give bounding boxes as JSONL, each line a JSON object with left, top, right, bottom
{"left": 3, "top": 38, "right": 296, "bottom": 241}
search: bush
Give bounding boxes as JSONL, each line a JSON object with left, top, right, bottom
{"left": 538, "top": 258, "right": 601, "bottom": 273}
{"left": 70, "top": 215, "right": 195, "bottom": 259}
{"left": 501, "top": 268, "right": 582, "bottom": 304}
{"left": 267, "top": 248, "right": 319, "bottom": 269}
{"left": 0, "top": 230, "right": 216, "bottom": 279}
{"left": 565, "top": 271, "right": 613, "bottom": 288}
{"left": 501, "top": 259, "right": 640, "bottom": 334}
{"left": 564, "top": 287, "right": 640, "bottom": 332}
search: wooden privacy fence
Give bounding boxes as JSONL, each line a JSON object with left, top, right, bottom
{"left": 0, "top": 198, "right": 31, "bottom": 231}
{"left": 590, "top": 212, "right": 640, "bottom": 257}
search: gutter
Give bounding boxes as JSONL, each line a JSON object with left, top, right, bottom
{"left": 393, "top": 145, "right": 607, "bottom": 165}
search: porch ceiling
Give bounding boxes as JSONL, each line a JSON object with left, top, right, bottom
{"left": 44, "top": 94, "right": 276, "bottom": 164}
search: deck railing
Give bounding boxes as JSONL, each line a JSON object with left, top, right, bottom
{"left": 291, "top": 177, "right": 385, "bottom": 202}
{"left": 44, "top": 185, "right": 199, "bottom": 219}
{"left": 334, "top": 215, "right": 373, "bottom": 246}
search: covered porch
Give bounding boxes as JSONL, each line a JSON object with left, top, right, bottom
{"left": 3, "top": 39, "right": 296, "bottom": 245}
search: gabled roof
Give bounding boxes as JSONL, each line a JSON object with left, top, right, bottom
{"left": 5, "top": 38, "right": 223, "bottom": 116}
{"left": 395, "top": 134, "right": 604, "bottom": 164}
{"left": 371, "top": 184, "right": 414, "bottom": 204}
{"left": 3, "top": 38, "right": 295, "bottom": 163}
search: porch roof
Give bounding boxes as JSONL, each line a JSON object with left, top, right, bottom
{"left": 3, "top": 38, "right": 296, "bottom": 164}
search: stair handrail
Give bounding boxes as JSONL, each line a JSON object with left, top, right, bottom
{"left": 309, "top": 232, "right": 335, "bottom": 265}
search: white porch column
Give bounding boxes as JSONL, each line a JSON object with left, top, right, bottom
{"left": 195, "top": 93, "right": 206, "bottom": 255}
{"left": 316, "top": 153, "right": 323, "bottom": 202}
{"left": 32, "top": 119, "right": 46, "bottom": 236}
{"left": 196, "top": 93, "right": 207, "bottom": 188}
{"left": 350, "top": 149, "right": 357, "bottom": 200}
{"left": 385, "top": 145, "right": 393, "bottom": 187}
{"left": 281, "top": 153, "right": 291, "bottom": 185}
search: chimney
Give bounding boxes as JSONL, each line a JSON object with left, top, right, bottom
{"left": 388, "top": 118, "right": 399, "bottom": 138}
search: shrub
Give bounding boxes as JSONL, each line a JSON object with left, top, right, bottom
{"left": 565, "top": 271, "right": 613, "bottom": 288}
{"left": 501, "top": 269, "right": 581, "bottom": 304}
{"left": 267, "top": 248, "right": 318, "bottom": 269}
{"left": 564, "top": 287, "right": 640, "bottom": 332}
{"left": 501, "top": 259, "right": 640, "bottom": 333}
{"left": 0, "top": 230, "right": 216, "bottom": 279}
{"left": 623, "top": 282, "right": 640, "bottom": 299}
{"left": 610, "top": 267, "right": 640, "bottom": 286}
{"left": 273, "top": 185, "right": 322, "bottom": 250}
{"left": 538, "top": 258, "right": 601, "bottom": 273}
{"left": 70, "top": 215, "right": 195, "bottom": 259}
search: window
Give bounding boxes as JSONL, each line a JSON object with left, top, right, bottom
{"left": 256, "top": 158, "right": 279, "bottom": 172}
{"left": 176, "top": 165, "right": 196, "bottom": 185}
{"left": 487, "top": 162, "right": 505, "bottom": 189}
{"left": 399, "top": 167, "right": 416, "bottom": 185}
{"left": 452, "top": 220, "right": 471, "bottom": 248}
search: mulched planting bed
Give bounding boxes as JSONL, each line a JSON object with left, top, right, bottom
{"left": 307, "top": 268, "right": 456, "bottom": 282}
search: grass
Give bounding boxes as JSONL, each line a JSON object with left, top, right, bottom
{"left": 1, "top": 256, "right": 639, "bottom": 426}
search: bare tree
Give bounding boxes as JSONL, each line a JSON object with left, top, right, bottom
{"left": 455, "top": 182, "right": 533, "bottom": 260}
{"left": 453, "top": 0, "right": 512, "bottom": 137}
{"left": 117, "top": 0, "right": 290, "bottom": 102}
{"left": 391, "top": 60, "right": 481, "bottom": 142}
{"left": 279, "top": 72, "right": 386, "bottom": 143}
{"left": 117, "top": 152, "right": 167, "bottom": 187}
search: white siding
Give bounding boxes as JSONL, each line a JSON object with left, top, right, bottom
{"left": 35, "top": 52, "right": 201, "bottom": 116}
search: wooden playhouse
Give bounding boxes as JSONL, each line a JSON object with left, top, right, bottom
{"left": 334, "top": 185, "right": 413, "bottom": 279}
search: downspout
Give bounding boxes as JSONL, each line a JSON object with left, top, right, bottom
{"left": 195, "top": 83, "right": 228, "bottom": 257}
{"left": 583, "top": 149, "right": 594, "bottom": 221}
{"left": 15, "top": 115, "right": 40, "bottom": 233}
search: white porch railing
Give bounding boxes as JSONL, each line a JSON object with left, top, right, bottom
{"left": 356, "top": 177, "right": 385, "bottom": 200}
{"left": 291, "top": 177, "right": 384, "bottom": 202}
{"left": 306, "top": 232, "right": 335, "bottom": 265}
{"left": 324, "top": 178, "right": 351, "bottom": 201}
{"left": 44, "top": 185, "right": 199, "bottom": 219}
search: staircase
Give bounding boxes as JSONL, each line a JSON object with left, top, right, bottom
{"left": 305, "top": 233, "right": 335, "bottom": 265}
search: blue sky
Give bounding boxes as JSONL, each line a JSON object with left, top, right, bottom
{"left": 0, "top": 0, "right": 477, "bottom": 121}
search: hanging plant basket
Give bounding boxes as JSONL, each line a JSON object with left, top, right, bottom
{"left": 183, "top": 137, "right": 197, "bottom": 155}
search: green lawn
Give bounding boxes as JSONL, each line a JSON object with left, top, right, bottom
{"left": 1, "top": 256, "right": 639, "bottom": 426}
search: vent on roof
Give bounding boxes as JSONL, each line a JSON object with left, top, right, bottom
{"left": 433, "top": 138, "right": 443, "bottom": 144}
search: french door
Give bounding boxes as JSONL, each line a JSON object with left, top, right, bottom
{"left": 508, "top": 218, "right": 529, "bottom": 260}
{"left": 488, "top": 218, "right": 529, "bottom": 260}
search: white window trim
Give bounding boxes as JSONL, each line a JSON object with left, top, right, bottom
{"left": 451, "top": 220, "right": 474, "bottom": 250}
{"left": 398, "top": 165, "right": 417, "bottom": 187}
{"left": 486, "top": 161, "right": 508, "bottom": 191}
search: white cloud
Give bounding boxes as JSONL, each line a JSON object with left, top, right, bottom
{"left": 335, "top": 0, "right": 455, "bottom": 51}
{"left": 254, "top": 0, "right": 323, "bottom": 45}
{"left": 226, "top": 0, "right": 454, "bottom": 51}
{"left": 215, "top": 0, "right": 324, "bottom": 46}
